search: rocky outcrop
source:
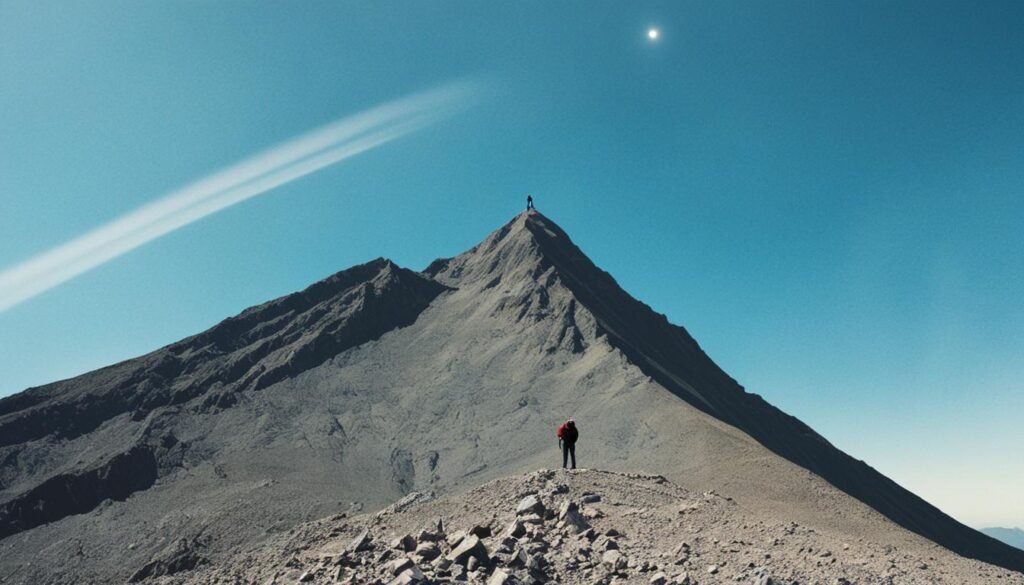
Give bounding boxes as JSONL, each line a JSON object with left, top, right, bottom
{"left": 128, "top": 537, "right": 208, "bottom": 582}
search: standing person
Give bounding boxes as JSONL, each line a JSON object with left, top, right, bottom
{"left": 556, "top": 419, "right": 579, "bottom": 469}
{"left": 526, "top": 194, "right": 534, "bottom": 211}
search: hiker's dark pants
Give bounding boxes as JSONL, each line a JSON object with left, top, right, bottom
{"left": 562, "top": 442, "right": 576, "bottom": 469}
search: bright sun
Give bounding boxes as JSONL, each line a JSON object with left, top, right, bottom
{"left": 647, "top": 28, "right": 660, "bottom": 41}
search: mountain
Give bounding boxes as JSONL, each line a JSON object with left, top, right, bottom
{"left": 0, "top": 210, "right": 1021, "bottom": 583}
{"left": 984, "top": 528, "right": 1024, "bottom": 551}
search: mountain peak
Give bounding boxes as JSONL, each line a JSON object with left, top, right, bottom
{"left": 4, "top": 210, "right": 1024, "bottom": 581}
{"left": 424, "top": 210, "right": 586, "bottom": 289}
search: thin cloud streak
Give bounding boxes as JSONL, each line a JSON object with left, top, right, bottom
{"left": 0, "top": 81, "right": 479, "bottom": 313}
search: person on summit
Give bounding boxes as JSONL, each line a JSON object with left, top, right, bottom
{"left": 526, "top": 194, "right": 534, "bottom": 211}
{"left": 556, "top": 418, "right": 579, "bottom": 469}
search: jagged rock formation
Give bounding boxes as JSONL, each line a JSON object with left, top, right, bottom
{"left": 191, "top": 469, "right": 1024, "bottom": 584}
{"left": 0, "top": 211, "right": 1020, "bottom": 584}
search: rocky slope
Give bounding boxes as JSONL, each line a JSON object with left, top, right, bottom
{"left": 182, "top": 469, "right": 1024, "bottom": 585}
{"left": 0, "top": 210, "right": 1020, "bottom": 583}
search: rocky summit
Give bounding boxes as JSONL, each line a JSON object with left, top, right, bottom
{"left": 0, "top": 211, "right": 1021, "bottom": 584}
{"left": 187, "top": 469, "right": 1024, "bottom": 585}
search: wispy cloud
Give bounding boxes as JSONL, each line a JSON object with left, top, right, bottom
{"left": 0, "top": 80, "right": 480, "bottom": 313}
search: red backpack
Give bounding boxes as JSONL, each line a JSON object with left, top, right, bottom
{"left": 556, "top": 422, "right": 569, "bottom": 439}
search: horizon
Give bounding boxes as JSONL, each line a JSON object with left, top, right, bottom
{"left": 2, "top": 1, "right": 1022, "bottom": 531}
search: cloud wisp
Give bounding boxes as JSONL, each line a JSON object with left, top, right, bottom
{"left": 0, "top": 81, "right": 479, "bottom": 313}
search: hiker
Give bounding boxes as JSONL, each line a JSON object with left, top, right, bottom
{"left": 556, "top": 419, "right": 579, "bottom": 469}
{"left": 526, "top": 194, "right": 534, "bottom": 211}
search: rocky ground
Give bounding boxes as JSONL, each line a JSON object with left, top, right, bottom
{"left": 174, "top": 469, "right": 1024, "bottom": 585}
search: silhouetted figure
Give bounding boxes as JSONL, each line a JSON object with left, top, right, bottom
{"left": 557, "top": 419, "right": 578, "bottom": 469}
{"left": 526, "top": 194, "right": 534, "bottom": 211}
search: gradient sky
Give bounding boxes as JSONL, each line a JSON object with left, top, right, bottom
{"left": 1, "top": 1, "right": 1022, "bottom": 529}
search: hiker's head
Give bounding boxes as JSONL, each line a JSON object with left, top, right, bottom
{"left": 567, "top": 418, "right": 575, "bottom": 427}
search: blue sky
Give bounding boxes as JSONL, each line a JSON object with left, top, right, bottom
{"left": 1, "top": 1, "right": 1022, "bottom": 528}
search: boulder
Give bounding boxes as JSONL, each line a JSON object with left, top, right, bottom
{"left": 391, "top": 534, "right": 417, "bottom": 552}
{"left": 447, "top": 530, "right": 468, "bottom": 548}
{"left": 515, "top": 495, "right": 544, "bottom": 516}
{"left": 413, "top": 542, "right": 441, "bottom": 562}
{"left": 602, "top": 549, "right": 627, "bottom": 571}
{"left": 649, "top": 573, "right": 667, "bottom": 585}
{"left": 487, "top": 568, "right": 513, "bottom": 585}
{"left": 386, "top": 566, "right": 425, "bottom": 585}
{"left": 447, "top": 534, "right": 489, "bottom": 566}
{"left": 558, "top": 500, "right": 589, "bottom": 534}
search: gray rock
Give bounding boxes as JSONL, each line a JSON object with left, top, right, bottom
{"left": 558, "top": 500, "right": 590, "bottom": 534}
{"left": 447, "top": 530, "right": 468, "bottom": 548}
{"left": 504, "top": 519, "right": 526, "bottom": 539}
{"left": 602, "top": 549, "right": 627, "bottom": 571}
{"left": 416, "top": 529, "right": 441, "bottom": 542}
{"left": 526, "top": 552, "right": 546, "bottom": 571}
{"left": 347, "top": 530, "right": 373, "bottom": 553}
{"left": 488, "top": 568, "right": 513, "bottom": 585}
{"left": 413, "top": 542, "right": 441, "bottom": 561}
{"left": 581, "top": 493, "right": 601, "bottom": 504}
{"left": 649, "top": 573, "right": 667, "bottom": 585}
{"left": 386, "top": 566, "right": 425, "bottom": 585}
{"left": 447, "top": 534, "right": 489, "bottom": 566}
{"left": 520, "top": 513, "right": 544, "bottom": 525}
{"left": 516, "top": 495, "right": 544, "bottom": 516}
{"left": 386, "top": 557, "right": 415, "bottom": 576}
{"left": 391, "top": 535, "right": 417, "bottom": 552}
{"left": 470, "top": 524, "right": 493, "bottom": 538}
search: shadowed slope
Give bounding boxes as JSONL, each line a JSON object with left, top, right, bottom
{"left": 0, "top": 259, "right": 446, "bottom": 537}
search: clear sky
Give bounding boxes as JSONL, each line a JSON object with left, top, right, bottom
{"left": 1, "top": 1, "right": 1022, "bottom": 528}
